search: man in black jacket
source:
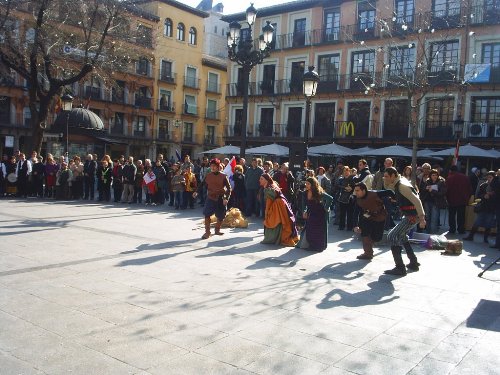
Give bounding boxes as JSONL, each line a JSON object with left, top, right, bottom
{"left": 121, "top": 156, "right": 137, "bottom": 203}
{"left": 83, "top": 154, "right": 97, "bottom": 200}
{"left": 490, "top": 171, "right": 500, "bottom": 249}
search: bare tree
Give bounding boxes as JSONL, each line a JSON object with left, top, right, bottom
{"left": 0, "top": 0, "right": 149, "bottom": 153}
{"left": 350, "top": 3, "right": 472, "bottom": 182}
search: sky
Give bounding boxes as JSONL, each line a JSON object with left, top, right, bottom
{"left": 182, "top": 0, "right": 287, "bottom": 16}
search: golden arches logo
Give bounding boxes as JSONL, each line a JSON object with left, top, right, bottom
{"left": 340, "top": 121, "right": 355, "bottom": 137}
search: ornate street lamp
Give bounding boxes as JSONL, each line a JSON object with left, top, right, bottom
{"left": 302, "top": 66, "right": 319, "bottom": 160}
{"left": 227, "top": 3, "right": 274, "bottom": 158}
{"left": 61, "top": 93, "right": 73, "bottom": 160}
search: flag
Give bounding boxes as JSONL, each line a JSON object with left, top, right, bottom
{"left": 223, "top": 156, "right": 237, "bottom": 189}
{"left": 84, "top": 96, "right": 91, "bottom": 110}
{"left": 143, "top": 171, "right": 157, "bottom": 194}
{"left": 175, "top": 149, "right": 182, "bottom": 162}
{"left": 452, "top": 138, "right": 460, "bottom": 166}
{"left": 54, "top": 96, "right": 62, "bottom": 114}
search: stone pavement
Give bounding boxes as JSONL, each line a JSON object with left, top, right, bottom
{"left": 0, "top": 199, "right": 499, "bottom": 375}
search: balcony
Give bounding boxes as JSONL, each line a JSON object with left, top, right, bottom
{"left": 333, "top": 120, "right": 378, "bottom": 139}
{"left": 184, "top": 76, "right": 200, "bottom": 89}
{"left": 159, "top": 72, "right": 176, "bottom": 84}
{"left": 134, "top": 96, "right": 152, "bottom": 109}
{"left": 158, "top": 100, "right": 175, "bottom": 112}
{"left": 84, "top": 86, "right": 102, "bottom": 100}
{"left": 206, "top": 81, "right": 220, "bottom": 94}
{"left": 427, "top": 68, "right": 459, "bottom": 85}
{"left": 205, "top": 110, "right": 219, "bottom": 120}
{"left": 204, "top": 135, "right": 216, "bottom": 145}
{"left": 470, "top": 4, "right": 500, "bottom": 25}
{"left": 182, "top": 132, "right": 199, "bottom": 143}
{"left": 157, "top": 129, "right": 172, "bottom": 141}
{"left": 425, "top": 121, "right": 500, "bottom": 139}
{"left": 424, "top": 8, "right": 465, "bottom": 30}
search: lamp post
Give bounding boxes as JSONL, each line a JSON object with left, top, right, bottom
{"left": 227, "top": 3, "right": 274, "bottom": 158}
{"left": 302, "top": 66, "right": 319, "bottom": 161}
{"left": 61, "top": 93, "right": 73, "bottom": 160}
{"left": 174, "top": 119, "right": 182, "bottom": 160}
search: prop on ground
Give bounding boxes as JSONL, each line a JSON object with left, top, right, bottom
{"left": 209, "top": 208, "right": 249, "bottom": 228}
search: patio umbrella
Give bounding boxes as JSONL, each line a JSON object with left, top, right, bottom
{"left": 365, "top": 145, "right": 413, "bottom": 157}
{"left": 199, "top": 145, "right": 240, "bottom": 155}
{"left": 307, "top": 142, "right": 353, "bottom": 156}
{"left": 351, "top": 146, "right": 374, "bottom": 156}
{"left": 417, "top": 148, "right": 440, "bottom": 158}
{"left": 487, "top": 149, "right": 500, "bottom": 158}
{"left": 245, "top": 143, "right": 289, "bottom": 156}
{"left": 429, "top": 143, "right": 497, "bottom": 159}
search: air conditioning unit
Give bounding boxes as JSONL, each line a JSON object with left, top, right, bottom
{"left": 468, "top": 123, "right": 488, "bottom": 138}
{"left": 495, "top": 125, "right": 500, "bottom": 138}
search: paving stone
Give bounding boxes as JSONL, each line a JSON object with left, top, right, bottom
{"left": 0, "top": 350, "right": 47, "bottom": 375}
{"left": 335, "top": 348, "right": 416, "bottom": 375}
{"left": 361, "top": 333, "right": 434, "bottom": 364}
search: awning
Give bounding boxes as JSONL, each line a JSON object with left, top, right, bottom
{"left": 93, "top": 136, "right": 128, "bottom": 145}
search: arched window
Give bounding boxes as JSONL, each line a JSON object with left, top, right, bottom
{"left": 189, "top": 27, "right": 197, "bottom": 45}
{"left": 177, "top": 23, "right": 185, "bottom": 41}
{"left": 164, "top": 18, "right": 172, "bottom": 37}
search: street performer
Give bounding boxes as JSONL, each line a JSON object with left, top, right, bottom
{"left": 383, "top": 167, "right": 426, "bottom": 276}
{"left": 353, "top": 182, "right": 395, "bottom": 260}
{"left": 200, "top": 158, "right": 231, "bottom": 239}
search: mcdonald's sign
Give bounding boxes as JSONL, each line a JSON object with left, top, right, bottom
{"left": 339, "top": 121, "right": 355, "bottom": 137}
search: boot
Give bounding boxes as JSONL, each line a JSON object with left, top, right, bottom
{"left": 463, "top": 227, "right": 477, "bottom": 241}
{"left": 201, "top": 217, "right": 211, "bottom": 239}
{"left": 357, "top": 237, "right": 374, "bottom": 260}
{"left": 384, "top": 246, "right": 407, "bottom": 276}
{"left": 214, "top": 220, "right": 224, "bottom": 235}
{"left": 483, "top": 229, "right": 490, "bottom": 244}
{"left": 403, "top": 241, "right": 420, "bottom": 271}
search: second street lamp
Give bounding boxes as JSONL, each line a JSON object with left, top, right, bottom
{"left": 302, "top": 66, "right": 319, "bottom": 161}
{"left": 61, "top": 93, "right": 74, "bottom": 160}
{"left": 227, "top": 3, "right": 274, "bottom": 158}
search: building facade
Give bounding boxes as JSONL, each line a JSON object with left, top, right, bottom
{"left": 222, "top": 0, "right": 500, "bottom": 161}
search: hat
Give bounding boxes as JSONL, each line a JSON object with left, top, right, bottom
{"left": 209, "top": 158, "right": 220, "bottom": 166}
{"left": 471, "top": 167, "right": 478, "bottom": 173}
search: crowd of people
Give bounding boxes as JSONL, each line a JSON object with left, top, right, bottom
{"left": 1, "top": 149, "right": 500, "bottom": 276}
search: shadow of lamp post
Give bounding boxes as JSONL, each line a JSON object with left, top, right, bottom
{"left": 61, "top": 93, "right": 74, "bottom": 160}
{"left": 302, "top": 66, "right": 319, "bottom": 160}
{"left": 227, "top": 3, "right": 274, "bottom": 158}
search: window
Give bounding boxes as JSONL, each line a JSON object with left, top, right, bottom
{"left": 164, "top": 18, "right": 172, "bottom": 37}
{"left": 233, "top": 108, "right": 243, "bottom": 136}
{"left": 357, "top": 1, "right": 376, "bottom": 33}
{"left": 482, "top": 43, "right": 500, "bottom": 82}
{"left": 290, "top": 61, "right": 305, "bottom": 93}
{"left": 85, "top": 77, "right": 101, "bottom": 99}
{"left": 206, "top": 99, "right": 217, "bottom": 119}
{"left": 428, "top": 40, "right": 459, "bottom": 81}
{"left": 293, "top": 18, "right": 306, "bottom": 47}
{"left": 160, "top": 60, "right": 173, "bottom": 82}
{"left": 347, "top": 102, "right": 371, "bottom": 137}
{"left": 135, "top": 87, "right": 150, "bottom": 108}
{"left": 184, "top": 94, "right": 197, "bottom": 115}
{"left": 158, "top": 119, "right": 169, "bottom": 140}
{"left": 207, "top": 72, "right": 219, "bottom": 92}
{"left": 383, "top": 100, "right": 409, "bottom": 138}
{"left": 318, "top": 54, "right": 340, "bottom": 83}
{"left": 261, "top": 65, "right": 276, "bottom": 94}
{"left": 189, "top": 27, "right": 197, "bottom": 45}
{"left": 112, "top": 113, "right": 124, "bottom": 135}
{"left": 433, "top": 0, "right": 460, "bottom": 18}
{"left": 323, "top": 9, "right": 340, "bottom": 42}
{"left": 314, "top": 103, "right": 335, "bottom": 137}
{"left": 351, "top": 50, "right": 375, "bottom": 89}
{"left": 259, "top": 108, "right": 274, "bottom": 136}
{"left": 136, "top": 57, "right": 149, "bottom": 76}
{"left": 23, "top": 107, "right": 31, "bottom": 126}
{"left": 395, "top": 0, "right": 414, "bottom": 27}
{"left": 205, "top": 126, "right": 215, "bottom": 144}
{"left": 159, "top": 89, "right": 172, "bottom": 111}
{"left": 471, "top": 97, "right": 500, "bottom": 124}
{"left": 177, "top": 23, "right": 185, "bottom": 41}
{"left": 425, "top": 97, "right": 455, "bottom": 137}
{"left": 0, "top": 96, "right": 10, "bottom": 123}
{"left": 112, "top": 81, "right": 125, "bottom": 103}
{"left": 185, "top": 66, "right": 197, "bottom": 88}
{"left": 388, "top": 46, "right": 415, "bottom": 79}
{"left": 137, "top": 24, "right": 152, "bottom": 48}
{"left": 134, "top": 116, "right": 146, "bottom": 136}
{"left": 183, "top": 122, "right": 193, "bottom": 142}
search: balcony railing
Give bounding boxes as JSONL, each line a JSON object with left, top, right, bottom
{"left": 159, "top": 72, "right": 176, "bottom": 84}
{"left": 158, "top": 100, "right": 175, "bottom": 112}
{"left": 182, "top": 132, "right": 199, "bottom": 143}
{"left": 470, "top": 4, "right": 500, "bottom": 25}
{"left": 424, "top": 121, "right": 500, "bottom": 139}
{"left": 204, "top": 135, "right": 216, "bottom": 145}
{"left": 205, "top": 110, "right": 219, "bottom": 120}
{"left": 184, "top": 76, "right": 200, "bottom": 89}
{"left": 84, "top": 86, "right": 102, "bottom": 100}
{"left": 333, "top": 120, "right": 378, "bottom": 139}
{"left": 134, "top": 97, "right": 152, "bottom": 109}
{"left": 157, "top": 129, "right": 172, "bottom": 141}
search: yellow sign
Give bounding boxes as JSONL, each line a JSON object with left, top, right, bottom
{"left": 339, "top": 121, "right": 355, "bottom": 136}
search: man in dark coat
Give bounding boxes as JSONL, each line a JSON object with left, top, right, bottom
{"left": 83, "top": 154, "right": 97, "bottom": 200}
{"left": 445, "top": 165, "right": 472, "bottom": 234}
